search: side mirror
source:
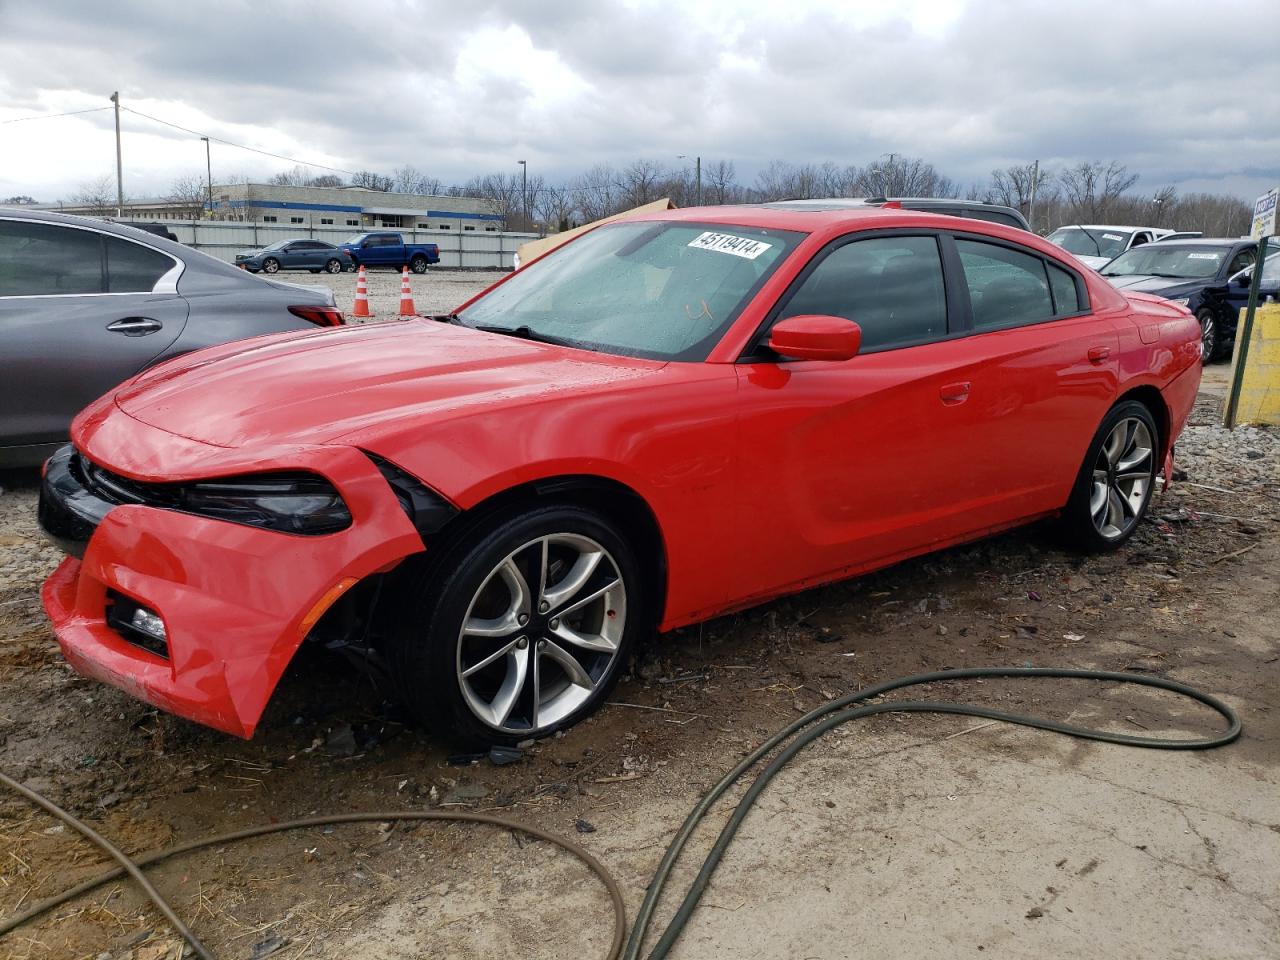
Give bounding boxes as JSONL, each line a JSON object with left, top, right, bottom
{"left": 767, "top": 315, "right": 862, "bottom": 361}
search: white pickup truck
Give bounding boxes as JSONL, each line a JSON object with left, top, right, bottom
{"left": 1046, "top": 225, "right": 1200, "bottom": 270}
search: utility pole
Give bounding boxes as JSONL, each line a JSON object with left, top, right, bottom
{"left": 517, "top": 159, "right": 528, "bottom": 230}
{"left": 679, "top": 155, "right": 703, "bottom": 205}
{"left": 110, "top": 91, "right": 123, "bottom": 217}
{"left": 201, "top": 137, "right": 213, "bottom": 218}
{"left": 1028, "top": 159, "right": 1039, "bottom": 232}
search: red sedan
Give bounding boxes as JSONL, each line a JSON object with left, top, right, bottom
{"left": 38, "top": 205, "right": 1201, "bottom": 743}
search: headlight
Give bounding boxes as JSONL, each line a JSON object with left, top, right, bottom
{"left": 1168, "top": 298, "right": 1190, "bottom": 307}
{"left": 180, "top": 475, "right": 352, "bottom": 534}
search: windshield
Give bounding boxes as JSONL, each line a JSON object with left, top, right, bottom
{"left": 1048, "top": 227, "right": 1132, "bottom": 259}
{"left": 1102, "top": 245, "right": 1226, "bottom": 279}
{"left": 458, "top": 221, "right": 803, "bottom": 361}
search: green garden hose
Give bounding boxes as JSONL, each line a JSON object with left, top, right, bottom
{"left": 0, "top": 667, "right": 1242, "bottom": 959}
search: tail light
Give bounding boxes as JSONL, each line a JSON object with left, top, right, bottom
{"left": 289, "top": 305, "right": 345, "bottom": 327}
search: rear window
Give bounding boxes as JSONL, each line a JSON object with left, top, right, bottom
{"left": 104, "top": 236, "right": 174, "bottom": 293}
{"left": 957, "top": 239, "right": 1054, "bottom": 331}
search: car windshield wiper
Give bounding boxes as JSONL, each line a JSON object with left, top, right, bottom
{"left": 1072, "top": 226, "right": 1103, "bottom": 257}
{"left": 428, "top": 313, "right": 465, "bottom": 324}
{"left": 473, "top": 323, "right": 589, "bottom": 350}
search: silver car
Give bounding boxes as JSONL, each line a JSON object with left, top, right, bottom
{"left": 0, "top": 209, "right": 344, "bottom": 467}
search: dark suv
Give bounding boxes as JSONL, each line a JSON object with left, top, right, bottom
{"left": 1099, "top": 238, "right": 1258, "bottom": 362}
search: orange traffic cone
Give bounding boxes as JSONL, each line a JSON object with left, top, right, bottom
{"left": 398, "top": 266, "right": 416, "bottom": 317}
{"left": 352, "top": 265, "right": 370, "bottom": 318}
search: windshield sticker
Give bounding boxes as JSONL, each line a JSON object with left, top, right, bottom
{"left": 1187, "top": 253, "right": 1221, "bottom": 259}
{"left": 1102, "top": 233, "right": 1124, "bottom": 241}
{"left": 687, "top": 231, "right": 773, "bottom": 260}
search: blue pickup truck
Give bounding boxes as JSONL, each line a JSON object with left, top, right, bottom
{"left": 338, "top": 232, "right": 441, "bottom": 273}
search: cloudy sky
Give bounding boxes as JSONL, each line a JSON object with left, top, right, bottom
{"left": 1, "top": 0, "right": 1277, "bottom": 204}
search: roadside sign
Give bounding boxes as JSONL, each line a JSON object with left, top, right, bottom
{"left": 1252, "top": 187, "right": 1278, "bottom": 239}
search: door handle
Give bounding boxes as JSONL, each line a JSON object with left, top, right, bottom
{"left": 106, "top": 317, "right": 163, "bottom": 336}
{"left": 939, "top": 381, "right": 971, "bottom": 405}
{"left": 1087, "top": 345, "right": 1111, "bottom": 364}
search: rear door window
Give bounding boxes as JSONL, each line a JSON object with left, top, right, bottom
{"left": 956, "top": 239, "right": 1055, "bottom": 331}
{"left": 103, "top": 236, "right": 174, "bottom": 293}
{"left": 0, "top": 220, "right": 105, "bottom": 296}
{"left": 780, "top": 235, "right": 948, "bottom": 351}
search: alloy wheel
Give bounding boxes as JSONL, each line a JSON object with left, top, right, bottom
{"left": 1089, "top": 417, "right": 1154, "bottom": 540}
{"left": 456, "top": 533, "right": 627, "bottom": 734}
{"left": 325, "top": 259, "right": 342, "bottom": 274}
{"left": 1199, "top": 313, "right": 1216, "bottom": 363}
{"left": 263, "top": 258, "right": 279, "bottom": 274}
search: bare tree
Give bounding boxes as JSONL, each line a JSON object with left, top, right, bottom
{"left": 573, "top": 164, "right": 622, "bottom": 222}
{"left": 617, "top": 159, "right": 668, "bottom": 208}
{"left": 704, "top": 159, "right": 739, "bottom": 205}
{"left": 392, "top": 166, "right": 444, "bottom": 195}
{"left": 349, "top": 170, "right": 393, "bottom": 192}
{"left": 267, "top": 165, "right": 313, "bottom": 187}
{"left": 462, "top": 173, "right": 525, "bottom": 228}
{"left": 3, "top": 195, "right": 37, "bottom": 205}
{"left": 166, "top": 174, "right": 209, "bottom": 220}
{"left": 1057, "top": 161, "right": 1139, "bottom": 222}
{"left": 72, "top": 175, "right": 118, "bottom": 215}
{"left": 852, "top": 156, "right": 956, "bottom": 198}
{"left": 309, "top": 174, "right": 344, "bottom": 188}
{"left": 536, "top": 183, "right": 576, "bottom": 232}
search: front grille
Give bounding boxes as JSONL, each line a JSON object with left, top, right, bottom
{"left": 75, "top": 455, "right": 182, "bottom": 509}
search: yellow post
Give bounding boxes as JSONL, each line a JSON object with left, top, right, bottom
{"left": 1227, "top": 299, "right": 1280, "bottom": 426}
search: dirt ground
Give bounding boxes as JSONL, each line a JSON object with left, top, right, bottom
{"left": 1, "top": 295, "right": 1277, "bottom": 959}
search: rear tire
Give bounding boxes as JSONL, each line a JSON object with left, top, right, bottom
{"left": 387, "top": 504, "right": 643, "bottom": 746}
{"left": 1058, "top": 400, "right": 1159, "bottom": 552}
{"left": 410, "top": 255, "right": 429, "bottom": 274}
{"left": 324, "top": 258, "right": 343, "bottom": 274}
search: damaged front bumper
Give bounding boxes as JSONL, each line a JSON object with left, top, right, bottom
{"left": 38, "top": 443, "right": 429, "bottom": 738}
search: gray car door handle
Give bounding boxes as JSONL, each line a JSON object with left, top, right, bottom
{"left": 106, "top": 317, "right": 163, "bottom": 336}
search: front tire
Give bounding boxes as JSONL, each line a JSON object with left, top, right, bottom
{"left": 410, "top": 255, "right": 429, "bottom": 274}
{"left": 1058, "top": 400, "right": 1159, "bottom": 552}
{"left": 1197, "top": 308, "right": 1223, "bottom": 363}
{"left": 388, "top": 505, "right": 643, "bottom": 746}
{"left": 262, "top": 257, "right": 280, "bottom": 274}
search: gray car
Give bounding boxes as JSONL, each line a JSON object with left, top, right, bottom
{"left": 0, "top": 208, "right": 343, "bottom": 468}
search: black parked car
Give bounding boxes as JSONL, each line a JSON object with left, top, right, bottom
{"left": 235, "top": 239, "right": 352, "bottom": 274}
{"left": 1100, "top": 238, "right": 1258, "bottom": 361}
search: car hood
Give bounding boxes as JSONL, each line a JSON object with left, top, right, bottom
{"left": 1102, "top": 274, "right": 1202, "bottom": 295}
{"left": 1072, "top": 254, "right": 1111, "bottom": 270}
{"left": 113, "top": 320, "right": 665, "bottom": 448}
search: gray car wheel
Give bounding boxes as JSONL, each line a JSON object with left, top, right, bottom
{"left": 1058, "top": 400, "right": 1159, "bottom": 552}
{"left": 324, "top": 258, "right": 343, "bottom": 274}
{"left": 388, "top": 504, "right": 643, "bottom": 746}
{"left": 262, "top": 257, "right": 280, "bottom": 274}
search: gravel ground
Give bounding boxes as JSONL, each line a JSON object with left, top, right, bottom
{"left": 283, "top": 267, "right": 503, "bottom": 321}
{"left": 0, "top": 362, "right": 1277, "bottom": 959}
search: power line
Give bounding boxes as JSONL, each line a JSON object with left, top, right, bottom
{"left": 119, "top": 105, "right": 358, "bottom": 177}
{"left": 1, "top": 106, "right": 111, "bottom": 125}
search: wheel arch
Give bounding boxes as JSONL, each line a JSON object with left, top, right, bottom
{"left": 1115, "top": 383, "right": 1171, "bottom": 456}
{"left": 429, "top": 473, "right": 669, "bottom": 629}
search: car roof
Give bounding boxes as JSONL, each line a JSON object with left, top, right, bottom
{"left": 630, "top": 203, "right": 1032, "bottom": 233}
{"left": 1141, "top": 237, "right": 1249, "bottom": 247}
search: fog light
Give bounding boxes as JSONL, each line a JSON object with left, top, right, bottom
{"left": 130, "top": 606, "right": 167, "bottom": 641}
